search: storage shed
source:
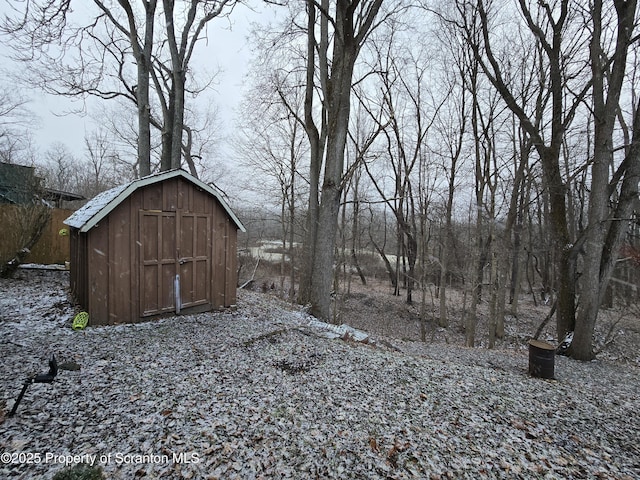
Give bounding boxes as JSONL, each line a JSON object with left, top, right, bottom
{"left": 64, "top": 169, "right": 245, "bottom": 325}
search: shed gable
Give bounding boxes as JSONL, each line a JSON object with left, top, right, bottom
{"left": 64, "top": 169, "right": 245, "bottom": 233}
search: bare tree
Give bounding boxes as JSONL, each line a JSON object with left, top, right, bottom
{"left": 429, "top": 17, "right": 470, "bottom": 329}
{"left": 0, "top": 166, "right": 50, "bottom": 278}
{"left": 2, "top": 0, "right": 157, "bottom": 174}
{"left": 0, "top": 83, "right": 36, "bottom": 165}
{"left": 81, "top": 129, "right": 133, "bottom": 195}
{"left": 98, "top": 0, "right": 157, "bottom": 176}
{"left": 570, "top": 0, "right": 638, "bottom": 360}
{"left": 361, "top": 21, "right": 446, "bottom": 306}
{"left": 0, "top": 202, "right": 51, "bottom": 278}
{"left": 455, "top": 0, "right": 591, "bottom": 347}
{"left": 285, "top": 0, "right": 388, "bottom": 320}
{"left": 159, "top": 0, "right": 235, "bottom": 171}
{"left": 452, "top": 0, "right": 639, "bottom": 360}
{"left": 2, "top": 0, "right": 230, "bottom": 176}
{"left": 344, "top": 98, "right": 383, "bottom": 289}
{"left": 235, "top": 72, "right": 308, "bottom": 300}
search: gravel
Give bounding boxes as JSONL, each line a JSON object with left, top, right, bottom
{"left": 1, "top": 269, "right": 639, "bottom": 479}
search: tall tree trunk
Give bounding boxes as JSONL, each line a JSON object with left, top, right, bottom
{"left": 137, "top": 1, "right": 156, "bottom": 176}
{"left": 170, "top": 70, "right": 186, "bottom": 169}
{"left": 496, "top": 124, "right": 530, "bottom": 337}
{"left": 509, "top": 178, "right": 526, "bottom": 312}
{"left": 405, "top": 231, "right": 417, "bottom": 304}
{"left": 488, "top": 248, "right": 498, "bottom": 348}
{"left": 439, "top": 159, "right": 457, "bottom": 327}
{"left": 351, "top": 177, "right": 366, "bottom": 285}
{"left": 161, "top": 82, "right": 175, "bottom": 172}
{"left": 465, "top": 207, "right": 481, "bottom": 347}
{"left": 297, "top": 0, "right": 324, "bottom": 306}
{"left": 438, "top": 234, "right": 448, "bottom": 326}
{"left": 467, "top": 0, "right": 583, "bottom": 345}
{"left": 113, "top": 0, "right": 157, "bottom": 176}
{"left": 162, "top": 0, "right": 184, "bottom": 170}
{"left": 310, "top": 49, "right": 355, "bottom": 319}
{"left": 572, "top": 0, "right": 637, "bottom": 359}
{"left": 302, "top": 0, "right": 383, "bottom": 320}
{"left": 288, "top": 129, "right": 297, "bottom": 300}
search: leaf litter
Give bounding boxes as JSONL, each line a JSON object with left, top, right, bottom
{"left": 0, "top": 269, "right": 638, "bottom": 479}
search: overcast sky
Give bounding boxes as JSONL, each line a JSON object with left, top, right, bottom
{"left": 0, "top": 2, "right": 274, "bottom": 161}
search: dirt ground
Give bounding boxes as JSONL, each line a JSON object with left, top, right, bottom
{"left": 246, "top": 270, "right": 640, "bottom": 367}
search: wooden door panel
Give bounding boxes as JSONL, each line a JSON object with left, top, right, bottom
{"left": 142, "top": 214, "right": 159, "bottom": 261}
{"left": 196, "top": 216, "right": 208, "bottom": 256}
{"left": 194, "top": 258, "right": 208, "bottom": 301}
{"left": 160, "top": 262, "right": 176, "bottom": 311}
{"left": 180, "top": 215, "right": 194, "bottom": 258}
{"left": 179, "top": 213, "right": 211, "bottom": 309}
{"left": 140, "top": 211, "right": 177, "bottom": 316}
{"left": 179, "top": 262, "right": 194, "bottom": 305}
{"left": 139, "top": 210, "right": 210, "bottom": 316}
{"left": 142, "top": 264, "right": 158, "bottom": 314}
{"left": 161, "top": 214, "right": 176, "bottom": 261}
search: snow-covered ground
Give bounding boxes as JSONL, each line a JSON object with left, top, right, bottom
{"left": 1, "top": 269, "right": 639, "bottom": 479}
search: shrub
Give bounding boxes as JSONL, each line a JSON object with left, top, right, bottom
{"left": 52, "top": 464, "right": 105, "bottom": 480}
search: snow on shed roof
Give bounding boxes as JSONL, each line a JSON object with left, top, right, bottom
{"left": 64, "top": 169, "right": 246, "bottom": 233}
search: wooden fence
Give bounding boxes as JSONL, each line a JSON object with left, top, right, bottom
{"left": 0, "top": 205, "right": 74, "bottom": 265}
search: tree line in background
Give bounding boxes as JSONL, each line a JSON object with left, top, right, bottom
{"left": 234, "top": 0, "right": 640, "bottom": 361}
{"left": 1, "top": 0, "right": 640, "bottom": 361}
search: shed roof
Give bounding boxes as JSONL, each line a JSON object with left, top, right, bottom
{"left": 64, "top": 169, "right": 246, "bottom": 233}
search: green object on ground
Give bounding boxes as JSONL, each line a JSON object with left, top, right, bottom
{"left": 73, "top": 312, "right": 89, "bottom": 330}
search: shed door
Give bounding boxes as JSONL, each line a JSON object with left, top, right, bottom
{"left": 178, "top": 213, "right": 211, "bottom": 310}
{"left": 139, "top": 210, "right": 211, "bottom": 316}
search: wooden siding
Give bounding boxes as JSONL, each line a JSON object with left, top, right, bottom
{"left": 74, "top": 176, "right": 238, "bottom": 325}
{"left": 88, "top": 219, "right": 110, "bottom": 325}
{"left": 225, "top": 217, "right": 238, "bottom": 305}
{"left": 69, "top": 229, "right": 87, "bottom": 307}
